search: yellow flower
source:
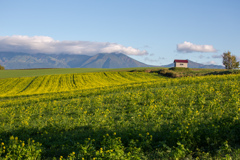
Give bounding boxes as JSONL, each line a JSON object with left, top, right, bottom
{"left": 72, "top": 152, "right": 75, "bottom": 155}
{"left": 1, "top": 142, "right": 4, "bottom": 145}
{"left": 22, "top": 142, "right": 25, "bottom": 147}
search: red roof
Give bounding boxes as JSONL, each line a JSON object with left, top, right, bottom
{"left": 174, "top": 59, "right": 188, "bottom": 63}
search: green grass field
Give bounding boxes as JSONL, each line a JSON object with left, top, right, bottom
{"left": 0, "top": 67, "right": 166, "bottom": 79}
{"left": 0, "top": 68, "right": 240, "bottom": 159}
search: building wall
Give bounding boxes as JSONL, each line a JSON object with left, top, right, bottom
{"left": 174, "top": 62, "right": 188, "bottom": 68}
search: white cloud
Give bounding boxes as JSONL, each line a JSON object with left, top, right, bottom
{"left": 144, "top": 57, "right": 165, "bottom": 63}
{"left": 212, "top": 55, "right": 222, "bottom": 58}
{"left": 0, "top": 35, "right": 148, "bottom": 56}
{"left": 199, "top": 55, "right": 205, "bottom": 59}
{"left": 204, "top": 61, "right": 217, "bottom": 65}
{"left": 149, "top": 53, "right": 154, "bottom": 56}
{"left": 177, "top": 41, "right": 217, "bottom": 53}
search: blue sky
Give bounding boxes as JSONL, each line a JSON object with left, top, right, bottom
{"left": 1, "top": 0, "right": 239, "bottom": 66}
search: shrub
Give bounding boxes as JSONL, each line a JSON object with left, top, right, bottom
{"left": 0, "top": 64, "right": 4, "bottom": 70}
{"left": 159, "top": 69, "right": 181, "bottom": 78}
{"left": 169, "top": 67, "right": 191, "bottom": 72}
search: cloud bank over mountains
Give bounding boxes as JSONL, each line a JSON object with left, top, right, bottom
{"left": 0, "top": 35, "right": 148, "bottom": 56}
{"left": 177, "top": 41, "right": 217, "bottom": 53}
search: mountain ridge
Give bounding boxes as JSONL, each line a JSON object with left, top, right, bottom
{"left": 0, "top": 52, "right": 225, "bottom": 69}
{"left": 0, "top": 52, "right": 152, "bottom": 69}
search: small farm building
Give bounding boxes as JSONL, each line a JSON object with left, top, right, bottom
{"left": 174, "top": 59, "right": 188, "bottom": 68}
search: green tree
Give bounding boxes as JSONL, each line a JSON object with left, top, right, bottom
{"left": 0, "top": 64, "right": 4, "bottom": 70}
{"left": 222, "top": 51, "right": 239, "bottom": 69}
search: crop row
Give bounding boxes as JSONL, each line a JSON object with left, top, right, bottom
{"left": 0, "top": 72, "right": 160, "bottom": 97}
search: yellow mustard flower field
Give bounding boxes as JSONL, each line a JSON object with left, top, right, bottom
{"left": 0, "top": 71, "right": 240, "bottom": 159}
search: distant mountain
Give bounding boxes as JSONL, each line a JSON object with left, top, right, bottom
{"left": 80, "top": 53, "right": 150, "bottom": 68}
{"left": 0, "top": 52, "right": 225, "bottom": 69}
{"left": 0, "top": 52, "right": 152, "bottom": 69}
{"left": 161, "top": 59, "right": 225, "bottom": 69}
